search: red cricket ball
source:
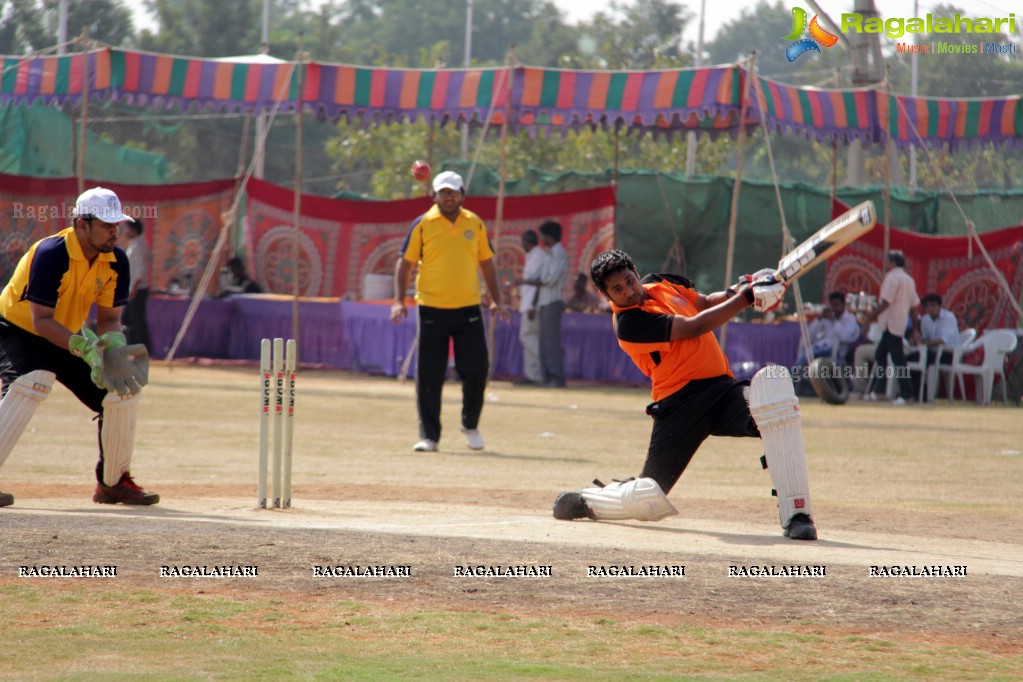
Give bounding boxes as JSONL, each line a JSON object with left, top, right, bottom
{"left": 410, "top": 159, "right": 431, "bottom": 182}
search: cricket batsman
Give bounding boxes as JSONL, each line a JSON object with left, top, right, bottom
{"left": 0, "top": 187, "right": 157, "bottom": 508}
{"left": 552, "top": 249, "right": 817, "bottom": 540}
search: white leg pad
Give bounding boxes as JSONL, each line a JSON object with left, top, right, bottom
{"left": 0, "top": 370, "right": 55, "bottom": 468}
{"left": 101, "top": 390, "right": 141, "bottom": 486}
{"left": 749, "top": 365, "right": 814, "bottom": 528}
{"left": 580, "top": 477, "right": 678, "bottom": 521}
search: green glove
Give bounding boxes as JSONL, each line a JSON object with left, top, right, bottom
{"left": 70, "top": 329, "right": 128, "bottom": 390}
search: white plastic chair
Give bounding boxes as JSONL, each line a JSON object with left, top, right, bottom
{"left": 930, "top": 328, "right": 976, "bottom": 401}
{"left": 948, "top": 329, "right": 1018, "bottom": 405}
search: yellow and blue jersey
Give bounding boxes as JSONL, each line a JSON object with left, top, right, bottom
{"left": 399, "top": 205, "right": 495, "bottom": 309}
{"left": 0, "top": 226, "right": 130, "bottom": 335}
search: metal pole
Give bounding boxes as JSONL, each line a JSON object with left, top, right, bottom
{"left": 58, "top": 0, "right": 68, "bottom": 54}
{"left": 684, "top": 0, "right": 706, "bottom": 178}
{"left": 291, "top": 49, "right": 305, "bottom": 358}
{"left": 460, "top": 0, "right": 474, "bottom": 160}
{"left": 909, "top": 0, "right": 918, "bottom": 190}
{"left": 261, "top": 0, "right": 270, "bottom": 53}
{"left": 76, "top": 28, "right": 89, "bottom": 195}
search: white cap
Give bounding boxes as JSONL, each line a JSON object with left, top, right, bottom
{"left": 73, "top": 187, "right": 133, "bottom": 224}
{"left": 432, "top": 171, "right": 464, "bottom": 193}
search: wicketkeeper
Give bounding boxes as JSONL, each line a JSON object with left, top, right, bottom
{"left": 0, "top": 187, "right": 157, "bottom": 508}
{"left": 552, "top": 249, "right": 817, "bottom": 540}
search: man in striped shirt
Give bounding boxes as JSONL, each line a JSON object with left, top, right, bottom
{"left": 525, "top": 221, "right": 568, "bottom": 387}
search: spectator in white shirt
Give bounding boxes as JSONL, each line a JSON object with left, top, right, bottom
{"left": 523, "top": 220, "right": 568, "bottom": 387}
{"left": 865, "top": 250, "right": 920, "bottom": 404}
{"left": 797, "top": 291, "right": 861, "bottom": 364}
{"left": 908, "top": 293, "right": 961, "bottom": 400}
{"left": 515, "top": 230, "right": 544, "bottom": 385}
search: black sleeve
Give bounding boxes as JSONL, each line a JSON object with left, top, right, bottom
{"left": 614, "top": 308, "right": 673, "bottom": 344}
{"left": 110, "top": 246, "right": 131, "bottom": 307}
{"left": 643, "top": 273, "right": 694, "bottom": 290}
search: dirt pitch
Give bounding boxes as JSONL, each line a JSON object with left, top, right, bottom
{"left": 1, "top": 364, "right": 1022, "bottom": 678}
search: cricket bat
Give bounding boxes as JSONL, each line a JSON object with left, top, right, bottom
{"left": 775, "top": 201, "right": 876, "bottom": 283}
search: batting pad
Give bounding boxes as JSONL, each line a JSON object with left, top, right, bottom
{"left": 101, "top": 390, "right": 142, "bottom": 486}
{"left": 749, "top": 365, "right": 813, "bottom": 528}
{"left": 0, "top": 370, "right": 55, "bottom": 469}
{"left": 580, "top": 477, "right": 678, "bottom": 522}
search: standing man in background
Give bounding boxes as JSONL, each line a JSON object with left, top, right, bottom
{"left": 866, "top": 250, "right": 920, "bottom": 405}
{"left": 516, "top": 229, "right": 544, "bottom": 385}
{"left": 390, "top": 171, "right": 509, "bottom": 453}
{"left": 120, "top": 217, "right": 152, "bottom": 353}
{"left": 524, "top": 220, "right": 568, "bottom": 387}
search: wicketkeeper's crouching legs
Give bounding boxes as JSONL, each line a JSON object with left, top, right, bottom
{"left": 748, "top": 365, "right": 817, "bottom": 540}
{"left": 92, "top": 390, "right": 159, "bottom": 505}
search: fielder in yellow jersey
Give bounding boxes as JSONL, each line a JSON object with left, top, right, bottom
{"left": 390, "top": 171, "right": 509, "bottom": 453}
{"left": 0, "top": 187, "right": 157, "bottom": 508}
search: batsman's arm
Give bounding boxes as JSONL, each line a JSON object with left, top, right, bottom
{"left": 668, "top": 285, "right": 753, "bottom": 340}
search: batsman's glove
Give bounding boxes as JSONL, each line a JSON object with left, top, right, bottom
{"left": 751, "top": 272, "right": 788, "bottom": 313}
{"left": 731, "top": 268, "right": 778, "bottom": 296}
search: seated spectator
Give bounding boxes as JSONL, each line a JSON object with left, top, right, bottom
{"left": 565, "top": 272, "right": 608, "bottom": 313}
{"left": 797, "top": 291, "right": 861, "bottom": 364}
{"left": 225, "top": 256, "right": 264, "bottom": 294}
{"left": 907, "top": 293, "right": 961, "bottom": 400}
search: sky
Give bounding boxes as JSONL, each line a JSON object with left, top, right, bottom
{"left": 130, "top": 1, "right": 1021, "bottom": 56}
{"left": 552, "top": 0, "right": 1021, "bottom": 52}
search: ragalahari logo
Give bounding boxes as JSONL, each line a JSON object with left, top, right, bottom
{"left": 784, "top": 7, "right": 839, "bottom": 62}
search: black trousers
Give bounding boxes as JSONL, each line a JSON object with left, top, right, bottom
{"left": 122, "top": 288, "right": 152, "bottom": 353}
{"left": 641, "top": 376, "right": 760, "bottom": 494}
{"left": 415, "top": 305, "right": 489, "bottom": 443}
{"left": 0, "top": 318, "right": 109, "bottom": 483}
{"left": 872, "top": 330, "right": 913, "bottom": 400}
{"left": 538, "top": 300, "right": 565, "bottom": 386}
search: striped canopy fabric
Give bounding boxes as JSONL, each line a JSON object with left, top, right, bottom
{"left": 2, "top": 47, "right": 1022, "bottom": 149}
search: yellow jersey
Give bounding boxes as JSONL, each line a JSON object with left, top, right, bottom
{"left": 0, "top": 226, "right": 129, "bottom": 335}
{"left": 399, "top": 205, "right": 494, "bottom": 309}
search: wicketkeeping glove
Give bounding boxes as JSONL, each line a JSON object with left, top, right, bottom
{"left": 751, "top": 273, "right": 788, "bottom": 312}
{"left": 70, "top": 330, "right": 149, "bottom": 395}
{"left": 102, "top": 343, "right": 149, "bottom": 396}
{"left": 69, "top": 328, "right": 108, "bottom": 388}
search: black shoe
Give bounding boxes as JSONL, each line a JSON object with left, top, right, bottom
{"left": 512, "top": 378, "right": 539, "bottom": 386}
{"left": 0, "top": 491, "right": 13, "bottom": 508}
{"left": 784, "top": 513, "right": 817, "bottom": 541}
{"left": 93, "top": 473, "right": 160, "bottom": 505}
{"left": 552, "top": 491, "right": 593, "bottom": 520}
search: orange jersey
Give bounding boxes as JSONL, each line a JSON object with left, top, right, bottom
{"left": 610, "top": 273, "right": 732, "bottom": 401}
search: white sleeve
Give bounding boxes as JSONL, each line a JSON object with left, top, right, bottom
{"left": 836, "top": 312, "right": 861, "bottom": 344}
{"left": 938, "top": 312, "right": 960, "bottom": 347}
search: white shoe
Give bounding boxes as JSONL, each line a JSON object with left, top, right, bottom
{"left": 866, "top": 392, "right": 878, "bottom": 401}
{"left": 892, "top": 397, "right": 907, "bottom": 406}
{"left": 413, "top": 439, "right": 437, "bottom": 452}
{"left": 462, "top": 428, "right": 484, "bottom": 450}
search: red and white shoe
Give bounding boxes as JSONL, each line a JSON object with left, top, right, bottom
{"left": 93, "top": 473, "right": 160, "bottom": 505}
